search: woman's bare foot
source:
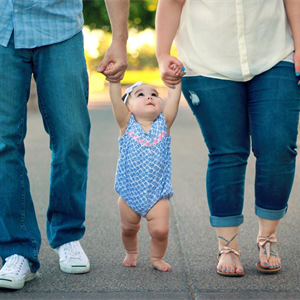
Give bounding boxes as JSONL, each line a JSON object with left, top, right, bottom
{"left": 257, "top": 218, "right": 281, "bottom": 272}
{"left": 151, "top": 259, "right": 172, "bottom": 272}
{"left": 123, "top": 253, "right": 138, "bottom": 267}
{"left": 215, "top": 228, "right": 244, "bottom": 276}
{"left": 217, "top": 249, "right": 244, "bottom": 275}
{"left": 257, "top": 234, "right": 281, "bottom": 270}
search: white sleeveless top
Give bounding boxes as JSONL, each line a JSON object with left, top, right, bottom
{"left": 175, "top": 0, "right": 295, "bottom": 82}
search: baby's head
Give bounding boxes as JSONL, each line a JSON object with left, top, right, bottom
{"left": 122, "top": 81, "right": 162, "bottom": 120}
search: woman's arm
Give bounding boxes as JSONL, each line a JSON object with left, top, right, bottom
{"left": 284, "top": 0, "right": 300, "bottom": 83}
{"left": 163, "top": 82, "right": 182, "bottom": 133}
{"left": 156, "top": 0, "right": 186, "bottom": 88}
{"left": 109, "top": 82, "right": 131, "bottom": 134}
{"left": 97, "top": 0, "right": 130, "bottom": 82}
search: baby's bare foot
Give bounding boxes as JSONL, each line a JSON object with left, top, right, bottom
{"left": 151, "top": 260, "right": 172, "bottom": 272}
{"left": 123, "top": 253, "right": 138, "bottom": 267}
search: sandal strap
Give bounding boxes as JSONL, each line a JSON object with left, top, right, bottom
{"left": 217, "top": 246, "right": 241, "bottom": 261}
{"left": 257, "top": 233, "right": 277, "bottom": 248}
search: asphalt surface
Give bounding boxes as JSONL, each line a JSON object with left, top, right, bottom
{"left": 0, "top": 104, "right": 299, "bottom": 300}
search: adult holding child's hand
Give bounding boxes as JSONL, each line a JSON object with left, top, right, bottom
{"left": 97, "top": 0, "right": 130, "bottom": 82}
{"left": 157, "top": 54, "right": 185, "bottom": 88}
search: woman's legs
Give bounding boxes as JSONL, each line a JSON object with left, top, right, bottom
{"left": 182, "top": 76, "right": 250, "bottom": 274}
{"left": 248, "top": 61, "right": 300, "bottom": 269}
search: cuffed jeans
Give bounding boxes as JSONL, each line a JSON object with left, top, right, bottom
{"left": 182, "top": 62, "right": 300, "bottom": 227}
{"left": 0, "top": 32, "right": 90, "bottom": 272}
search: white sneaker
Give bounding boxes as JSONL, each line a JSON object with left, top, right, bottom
{"left": 54, "top": 241, "right": 90, "bottom": 274}
{"left": 0, "top": 255, "right": 36, "bottom": 289}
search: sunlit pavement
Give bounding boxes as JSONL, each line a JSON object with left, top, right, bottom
{"left": 1, "top": 103, "right": 299, "bottom": 300}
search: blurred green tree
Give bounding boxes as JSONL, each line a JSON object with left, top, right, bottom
{"left": 83, "top": 0, "right": 157, "bottom": 31}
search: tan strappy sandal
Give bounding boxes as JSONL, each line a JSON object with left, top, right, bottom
{"left": 217, "top": 246, "right": 244, "bottom": 277}
{"left": 256, "top": 234, "right": 281, "bottom": 273}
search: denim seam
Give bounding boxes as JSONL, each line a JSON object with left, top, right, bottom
{"left": 20, "top": 165, "right": 39, "bottom": 262}
{"left": 16, "top": 76, "right": 31, "bottom": 149}
{"left": 206, "top": 162, "right": 212, "bottom": 217}
{"left": 36, "top": 90, "right": 57, "bottom": 234}
{"left": 18, "top": 76, "right": 39, "bottom": 265}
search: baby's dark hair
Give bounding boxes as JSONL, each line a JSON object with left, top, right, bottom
{"left": 121, "top": 82, "right": 161, "bottom": 105}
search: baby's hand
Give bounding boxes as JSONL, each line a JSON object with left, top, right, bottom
{"left": 104, "top": 62, "right": 115, "bottom": 72}
{"left": 170, "top": 63, "right": 185, "bottom": 77}
{"left": 104, "top": 62, "right": 122, "bottom": 84}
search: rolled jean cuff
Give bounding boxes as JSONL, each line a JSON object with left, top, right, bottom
{"left": 255, "top": 205, "right": 287, "bottom": 220}
{"left": 210, "top": 214, "right": 244, "bottom": 227}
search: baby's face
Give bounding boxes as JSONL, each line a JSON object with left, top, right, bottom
{"left": 127, "top": 85, "right": 162, "bottom": 119}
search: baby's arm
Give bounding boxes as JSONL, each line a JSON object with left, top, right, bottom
{"left": 163, "top": 81, "right": 182, "bottom": 133}
{"left": 156, "top": 0, "right": 186, "bottom": 88}
{"left": 109, "top": 81, "right": 131, "bottom": 134}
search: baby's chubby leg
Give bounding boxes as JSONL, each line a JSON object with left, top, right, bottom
{"left": 118, "top": 198, "right": 141, "bottom": 267}
{"left": 146, "top": 199, "right": 172, "bottom": 272}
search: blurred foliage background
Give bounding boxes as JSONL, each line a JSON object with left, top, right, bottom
{"left": 83, "top": 0, "right": 157, "bottom": 31}
{"left": 28, "top": 1, "right": 176, "bottom": 108}
{"left": 82, "top": 0, "right": 177, "bottom": 92}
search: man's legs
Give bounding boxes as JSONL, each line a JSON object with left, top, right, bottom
{"left": 32, "top": 32, "right": 90, "bottom": 249}
{"left": 0, "top": 36, "right": 41, "bottom": 273}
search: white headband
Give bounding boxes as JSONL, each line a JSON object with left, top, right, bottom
{"left": 123, "top": 81, "right": 143, "bottom": 104}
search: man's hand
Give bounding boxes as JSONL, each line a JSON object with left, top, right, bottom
{"left": 97, "top": 41, "right": 128, "bottom": 83}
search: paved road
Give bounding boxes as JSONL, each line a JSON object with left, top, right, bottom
{"left": 1, "top": 106, "right": 299, "bottom": 300}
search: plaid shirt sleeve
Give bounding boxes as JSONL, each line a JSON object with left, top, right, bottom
{"left": 0, "top": 0, "right": 84, "bottom": 49}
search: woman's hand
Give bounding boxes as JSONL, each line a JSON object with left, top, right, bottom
{"left": 158, "top": 55, "right": 185, "bottom": 88}
{"left": 294, "top": 50, "right": 300, "bottom": 86}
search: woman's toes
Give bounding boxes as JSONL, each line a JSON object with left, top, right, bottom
{"left": 269, "top": 257, "right": 281, "bottom": 269}
{"left": 235, "top": 263, "right": 244, "bottom": 274}
{"left": 277, "top": 258, "right": 281, "bottom": 268}
{"left": 268, "top": 257, "right": 275, "bottom": 269}
{"left": 217, "top": 264, "right": 224, "bottom": 273}
{"left": 225, "top": 265, "right": 232, "bottom": 273}
{"left": 260, "top": 256, "right": 269, "bottom": 268}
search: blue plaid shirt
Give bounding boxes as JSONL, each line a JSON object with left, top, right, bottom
{"left": 0, "top": 0, "right": 84, "bottom": 49}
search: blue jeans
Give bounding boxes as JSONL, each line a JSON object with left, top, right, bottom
{"left": 182, "top": 62, "right": 300, "bottom": 227}
{"left": 0, "top": 32, "right": 90, "bottom": 272}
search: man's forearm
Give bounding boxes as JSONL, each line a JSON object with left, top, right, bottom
{"left": 105, "top": 0, "right": 130, "bottom": 43}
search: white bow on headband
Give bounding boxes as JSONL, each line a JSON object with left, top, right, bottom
{"left": 123, "top": 81, "right": 143, "bottom": 104}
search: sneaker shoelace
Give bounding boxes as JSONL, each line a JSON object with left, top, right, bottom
{"left": 62, "top": 242, "right": 83, "bottom": 262}
{"left": 0, "top": 254, "right": 25, "bottom": 276}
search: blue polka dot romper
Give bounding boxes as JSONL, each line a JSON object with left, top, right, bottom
{"left": 115, "top": 113, "right": 173, "bottom": 217}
